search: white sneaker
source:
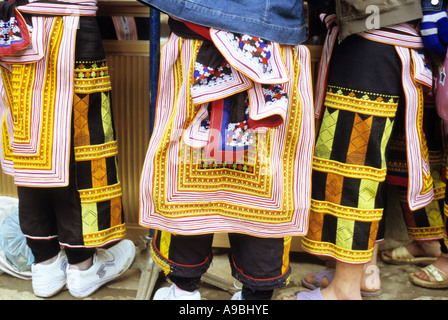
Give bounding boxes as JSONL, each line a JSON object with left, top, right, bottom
{"left": 231, "top": 291, "right": 243, "bottom": 300}
{"left": 31, "top": 250, "right": 68, "bottom": 298}
{"left": 153, "top": 284, "right": 201, "bottom": 300}
{"left": 66, "top": 239, "right": 136, "bottom": 298}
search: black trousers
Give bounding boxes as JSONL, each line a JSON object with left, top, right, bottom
{"left": 17, "top": 142, "right": 95, "bottom": 265}
{"left": 18, "top": 182, "right": 96, "bottom": 264}
{"left": 151, "top": 231, "right": 292, "bottom": 299}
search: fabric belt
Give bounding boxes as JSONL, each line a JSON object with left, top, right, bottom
{"left": 18, "top": 0, "right": 98, "bottom": 16}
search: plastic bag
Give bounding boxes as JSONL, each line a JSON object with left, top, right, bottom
{"left": 0, "top": 209, "right": 34, "bottom": 271}
{"left": 0, "top": 196, "right": 33, "bottom": 279}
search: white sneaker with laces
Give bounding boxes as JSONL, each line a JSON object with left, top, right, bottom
{"left": 153, "top": 284, "right": 201, "bottom": 300}
{"left": 31, "top": 250, "right": 68, "bottom": 298}
{"left": 66, "top": 239, "right": 136, "bottom": 298}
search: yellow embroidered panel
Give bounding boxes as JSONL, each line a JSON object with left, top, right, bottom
{"left": 282, "top": 236, "right": 292, "bottom": 274}
{"left": 346, "top": 113, "right": 372, "bottom": 165}
{"left": 78, "top": 183, "right": 122, "bottom": 204}
{"left": 311, "top": 200, "right": 383, "bottom": 222}
{"left": 1, "top": 18, "right": 65, "bottom": 170}
{"left": 83, "top": 224, "right": 126, "bottom": 247}
{"left": 5, "top": 64, "right": 34, "bottom": 144}
{"left": 314, "top": 108, "right": 338, "bottom": 160}
{"left": 91, "top": 158, "right": 108, "bottom": 188}
{"left": 325, "top": 85, "right": 399, "bottom": 118}
{"left": 415, "top": 84, "right": 433, "bottom": 197}
{"left": 301, "top": 237, "right": 374, "bottom": 264}
{"left": 150, "top": 242, "right": 172, "bottom": 276}
{"left": 110, "top": 197, "right": 122, "bottom": 228}
{"left": 325, "top": 172, "right": 343, "bottom": 204}
{"left": 101, "top": 92, "right": 114, "bottom": 143}
{"left": 358, "top": 179, "right": 380, "bottom": 210}
{"left": 380, "top": 117, "right": 394, "bottom": 169}
{"left": 82, "top": 202, "right": 99, "bottom": 235}
{"left": 151, "top": 43, "right": 304, "bottom": 224}
{"left": 160, "top": 231, "right": 172, "bottom": 261}
{"left": 73, "top": 58, "right": 125, "bottom": 247}
{"left": 74, "top": 141, "right": 118, "bottom": 162}
{"left": 313, "top": 157, "right": 387, "bottom": 182}
{"left": 73, "top": 93, "right": 90, "bottom": 147}
{"left": 425, "top": 201, "right": 445, "bottom": 228}
{"left": 74, "top": 60, "right": 112, "bottom": 94}
{"left": 335, "top": 218, "right": 356, "bottom": 251}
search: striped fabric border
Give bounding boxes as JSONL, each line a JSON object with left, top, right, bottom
{"left": 0, "top": 15, "right": 79, "bottom": 187}
{"left": 139, "top": 35, "right": 314, "bottom": 237}
{"left": 18, "top": 0, "right": 97, "bottom": 16}
{"left": 358, "top": 23, "right": 424, "bottom": 49}
{"left": 395, "top": 46, "right": 434, "bottom": 210}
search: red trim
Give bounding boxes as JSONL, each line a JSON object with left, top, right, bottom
{"left": 247, "top": 114, "right": 283, "bottom": 129}
{"left": 0, "top": 10, "right": 31, "bottom": 56}
{"left": 182, "top": 20, "right": 212, "bottom": 40}
{"left": 230, "top": 254, "right": 289, "bottom": 282}
{"left": 386, "top": 175, "right": 408, "bottom": 187}
{"left": 204, "top": 99, "right": 247, "bottom": 163}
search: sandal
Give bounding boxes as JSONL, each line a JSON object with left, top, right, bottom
{"left": 295, "top": 288, "right": 324, "bottom": 300}
{"left": 302, "top": 270, "right": 334, "bottom": 290}
{"left": 409, "top": 264, "right": 448, "bottom": 289}
{"left": 381, "top": 246, "right": 437, "bottom": 266}
{"left": 302, "top": 270, "right": 382, "bottom": 297}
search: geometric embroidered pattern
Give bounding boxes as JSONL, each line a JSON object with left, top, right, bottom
{"left": 139, "top": 36, "right": 315, "bottom": 237}
{"left": 73, "top": 59, "right": 125, "bottom": 247}
{"left": 1, "top": 18, "right": 66, "bottom": 173}
{"left": 325, "top": 85, "right": 399, "bottom": 118}
{"left": 303, "top": 86, "right": 398, "bottom": 263}
{"left": 101, "top": 92, "right": 114, "bottom": 143}
{"left": 313, "top": 158, "right": 387, "bottom": 182}
{"left": 400, "top": 187, "right": 445, "bottom": 241}
{"left": 74, "top": 94, "right": 90, "bottom": 147}
{"left": 359, "top": 179, "right": 380, "bottom": 209}
{"left": 347, "top": 114, "right": 371, "bottom": 165}
{"left": 314, "top": 108, "right": 338, "bottom": 160}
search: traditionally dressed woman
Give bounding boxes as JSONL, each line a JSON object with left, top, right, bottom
{"left": 0, "top": 0, "right": 135, "bottom": 298}
{"left": 138, "top": 0, "right": 322, "bottom": 300}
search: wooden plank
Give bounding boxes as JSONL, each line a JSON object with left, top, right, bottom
{"left": 97, "top": 0, "right": 149, "bottom": 17}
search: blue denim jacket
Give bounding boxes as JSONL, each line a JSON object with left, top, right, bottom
{"left": 422, "top": 0, "right": 444, "bottom": 12}
{"left": 137, "top": 0, "right": 311, "bottom": 45}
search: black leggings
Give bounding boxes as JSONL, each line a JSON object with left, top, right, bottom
{"left": 26, "top": 237, "right": 95, "bottom": 265}
{"left": 152, "top": 231, "right": 291, "bottom": 300}
{"left": 17, "top": 149, "right": 95, "bottom": 265}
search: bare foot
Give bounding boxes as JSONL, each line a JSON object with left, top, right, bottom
{"left": 362, "top": 265, "right": 381, "bottom": 293}
{"left": 300, "top": 266, "right": 381, "bottom": 293}
{"left": 285, "top": 263, "right": 366, "bottom": 300}
{"left": 303, "top": 270, "right": 331, "bottom": 288}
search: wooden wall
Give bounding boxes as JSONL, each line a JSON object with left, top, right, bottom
{"left": 104, "top": 41, "right": 151, "bottom": 241}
